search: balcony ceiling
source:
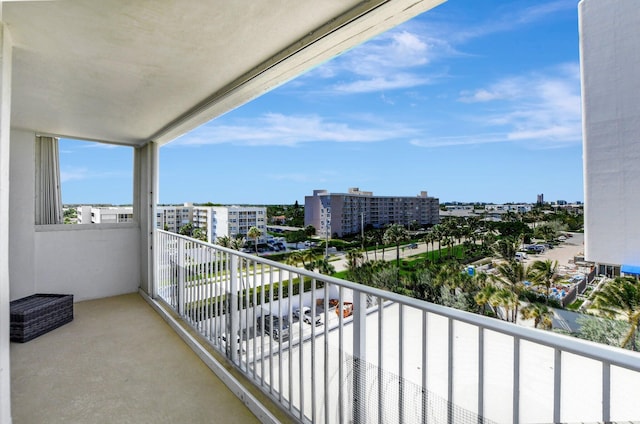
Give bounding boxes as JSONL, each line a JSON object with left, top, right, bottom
{"left": 5, "top": 0, "right": 444, "bottom": 147}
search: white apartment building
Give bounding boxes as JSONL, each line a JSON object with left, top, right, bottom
{"left": 77, "top": 206, "right": 134, "bottom": 224}
{"left": 193, "top": 206, "right": 267, "bottom": 243}
{"left": 305, "top": 188, "right": 439, "bottom": 238}
{"left": 156, "top": 204, "right": 193, "bottom": 233}
{"left": 580, "top": 0, "right": 640, "bottom": 278}
{"left": 484, "top": 204, "right": 532, "bottom": 213}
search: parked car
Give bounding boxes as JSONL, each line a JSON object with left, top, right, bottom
{"left": 527, "top": 244, "right": 546, "bottom": 254}
{"left": 515, "top": 252, "right": 528, "bottom": 262}
{"left": 408, "top": 243, "right": 418, "bottom": 249}
{"left": 257, "top": 314, "right": 290, "bottom": 341}
{"left": 293, "top": 307, "right": 322, "bottom": 326}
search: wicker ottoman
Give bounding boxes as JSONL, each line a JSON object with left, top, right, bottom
{"left": 10, "top": 294, "right": 74, "bottom": 342}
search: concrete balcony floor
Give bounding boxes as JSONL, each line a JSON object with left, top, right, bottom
{"left": 10, "top": 293, "right": 261, "bottom": 424}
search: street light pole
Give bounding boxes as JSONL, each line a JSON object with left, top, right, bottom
{"left": 325, "top": 210, "right": 330, "bottom": 259}
{"left": 361, "top": 211, "right": 364, "bottom": 251}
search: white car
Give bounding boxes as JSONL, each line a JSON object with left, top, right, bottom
{"left": 293, "top": 307, "right": 322, "bottom": 326}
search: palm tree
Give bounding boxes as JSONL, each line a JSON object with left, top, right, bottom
{"left": 491, "top": 260, "right": 530, "bottom": 322}
{"left": 285, "top": 251, "right": 304, "bottom": 267}
{"left": 431, "top": 225, "right": 444, "bottom": 261}
{"left": 230, "top": 236, "right": 246, "bottom": 251}
{"left": 475, "top": 284, "right": 498, "bottom": 316}
{"left": 492, "top": 237, "right": 519, "bottom": 262}
{"left": 590, "top": 277, "right": 640, "bottom": 351}
{"left": 315, "top": 258, "right": 336, "bottom": 275}
{"left": 345, "top": 249, "right": 364, "bottom": 272}
{"left": 247, "top": 226, "right": 262, "bottom": 254}
{"left": 422, "top": 232, "right": 430, "bottom": 259}
{"left": 530, "top": 259, "right": 559, "bottom": 304}
{"left": 520, "top": 302, "right": 553, "bottom": 329}
{"left": 489, "top": 288, "right": 518, "bottom": 322}
{"left": 216, "top": 235, "right": 232, "bottom": 248}
{"left": 383, "top": 224, "right": 409, "bottom": 269}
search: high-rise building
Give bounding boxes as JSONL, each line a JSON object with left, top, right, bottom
{"left": 536, "top": 193, "right": 544, "bottom": 205}
{"left": 305, "top": 188, "right": 439, "bottom": 238}
{"left": 580, "top": 0, "right": 640, "bottom": 277}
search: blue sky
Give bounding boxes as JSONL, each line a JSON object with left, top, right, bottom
{"left": 61, "top": 0, "right": 583, "bottom": 206}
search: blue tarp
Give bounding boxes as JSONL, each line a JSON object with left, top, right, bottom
{"left": 621, "top": 264, "right": 640, "bottom": 275}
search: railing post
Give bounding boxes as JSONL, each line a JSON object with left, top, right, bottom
{"left": 353, "top": 291, "right": 367, "bottom": 424}
{"left": 229, "top": 254, "right": 239, "bottom": 363}
{"left": 177, "top": 237, "right": 185, "bottom": 316}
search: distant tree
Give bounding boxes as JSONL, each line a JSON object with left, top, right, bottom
{"left": 529, "top": 259, "right": 559, "bottom": 304}
{"left": 179, "top": 223, "right": 194, "bottom": 236}
{"left": 590, "top": 277, "right": 640, "bottom": 351}
{"left": 314, "top": 258, "right": 335, "bottom": 275}
{"left": 304, "top": 225, "right": 316, "bottom": 237}
{"left": 192, "top": 227, "right": 207, "bottom": 242}
{"left": 247, "top": 226, "right": 262, "bottom": 254}
{"left": 520, "top": 302, "right": 553, "bottom": 329}
{"left": 285, "top": 230, "right": 306, "bottom": 249}
{"left": 575, "top": 315, "right": 629, "bottom": 347}
{"left": 216, "top": 236, "right": 232, "bottom": 248}
{"left": 492, "top": 237, "right": 520, "bottom": 262}
{"left": 383, "top": 224, "right": 409, "bottom": 269}
{"left": 230, "top": 236, "right": 246, "bottom": 251}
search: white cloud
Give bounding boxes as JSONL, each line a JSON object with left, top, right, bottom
{"left": 413, "top": 64, "right": 582, "bottom": 149}
{"left": 61, "top": 167, "right": 89, "bottom": 183}
{"left": 300, "top": 1, "right": 575, "bottom": 95}
{"left": 174, "top": 113, "right": 418, "bottom": 147}
{"left": 61, "top": 167, "right": 130, "bottom": 182}
{"left": 332, "top": 73, "right": 433, "bottom": 94}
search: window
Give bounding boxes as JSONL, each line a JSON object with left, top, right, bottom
{"left": 58, "top": 138, "right": 134, "bottom": 225}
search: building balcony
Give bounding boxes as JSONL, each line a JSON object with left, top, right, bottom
{"left": 11, "top": 292, "right": 288, "bottom": 424}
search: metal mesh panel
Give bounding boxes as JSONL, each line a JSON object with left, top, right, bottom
{"left": 346, "top": 354, "right": 496, "bottom": 424}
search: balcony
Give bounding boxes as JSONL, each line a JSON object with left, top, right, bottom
{"left": 10, "top": 292, "right": 287, "bottom": 424}
{"left": 154, "top": 231, "right": 640, "bottom": 423}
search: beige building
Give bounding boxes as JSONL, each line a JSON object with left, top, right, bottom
{"left": 305, "top": 188, "right": 439, "bottom": 238}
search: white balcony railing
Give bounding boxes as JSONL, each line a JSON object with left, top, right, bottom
{"left": 155, "top": 230, "right": 640, "bottom": 424}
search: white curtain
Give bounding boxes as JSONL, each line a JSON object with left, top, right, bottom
{"left": 35, "top": 136, "right": 63, "bottom": 225}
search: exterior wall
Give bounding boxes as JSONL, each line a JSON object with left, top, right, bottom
{"left": 192, "top": 207, "right": 215, "bottom": 243}
{"left": 580, "top": 0, "right": 640, "bottom": 266}
{"left": 211, "top": 206, "right": 267, "bottom": 242}
{"left": 157, "top": 204, "right": 193, "bottom": 232}
{"left": 34, "top": 225, "right": 140, "bottom": 301}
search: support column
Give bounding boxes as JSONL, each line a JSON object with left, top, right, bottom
{"left": 134, "top": 141, "right": 158, "bottom": 296}
{"left": 0, "top": 20, "right": 12, "bottom": 424}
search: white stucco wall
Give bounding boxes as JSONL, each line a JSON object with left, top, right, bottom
{"left": 34, "top": 225, "right": 140, "bottom": 301}
{"left": 9, "top": 129, "right": 36, "bottom": 300}
{"left": 580, "top": 0, "right": 640, "bottom": 266}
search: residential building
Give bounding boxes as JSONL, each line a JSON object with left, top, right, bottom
{"left": 536, "top": 193, "right": 544, "bottom": 205}
{"left": 193, "top": 206, "right": 267, "bottom": 243}
{"left": 484, "top": 204, "right": 532, "bottom": 214}
{"left": 580, "top": 0, "right": 640, "bottom": 277}
{"left": 77, "top": 206, "right": 134, "bottom": 224}
{"left": 156, "top": 204, "right": 193, "bottom": 233}
{"left": 305, "top": 188, "right": 439, "bottom": 238}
